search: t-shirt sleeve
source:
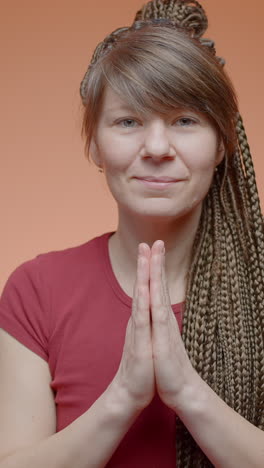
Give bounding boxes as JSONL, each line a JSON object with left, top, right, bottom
{"left": 0, "top": 257, "right": 50, "bottom": 362}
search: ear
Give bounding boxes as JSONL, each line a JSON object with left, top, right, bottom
{"left": 90, "top": 137, "right": 103, "bottom": 170}
{"left": 215, "top": 137, "right": 225, "bottom": 167}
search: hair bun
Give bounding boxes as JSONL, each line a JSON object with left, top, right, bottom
{"left": 134, "top": 0, "right": 208, "bottom": 38}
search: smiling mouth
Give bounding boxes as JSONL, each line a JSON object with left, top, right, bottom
{"left": 136, "top": 177, "right": 179, "bottom": 182}
{"left": 135, "top": 178, "right": 182, "bottom": 190}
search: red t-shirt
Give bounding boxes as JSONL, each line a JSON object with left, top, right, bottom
{"left": 0, "top": 232, "right": 185, "bottom": 467}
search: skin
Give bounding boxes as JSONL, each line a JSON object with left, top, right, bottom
{"left": 113, "top": 239, "right": 197, "bottom": 412}
{"left": 91, "top": 85, "right": 225, "bottom": 300}
{"left": 90, "top": 84, "right": 225, "bottom": 409}
{"left": 89, "top": 85, "right": 264, "bottom": 467}
{"left": 1, "top": 85, "right": 264, "bottom": 468}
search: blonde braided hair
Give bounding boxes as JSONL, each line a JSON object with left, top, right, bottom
{"left": 80, "top": 1, "right": 264, "bottom": 466}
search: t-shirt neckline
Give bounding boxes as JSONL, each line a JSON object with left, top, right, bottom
{"left": 98, "top": 231, "right": 185, "bottom": 314}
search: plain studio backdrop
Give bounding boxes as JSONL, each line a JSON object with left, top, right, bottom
{"left": 0, "top": 0, "right": 263, "bottom": 293}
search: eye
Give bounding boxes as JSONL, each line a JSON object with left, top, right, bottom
{"left": 117, "top": 119, "right": 139, "bottom": 128}
{"left": 176, "top": 117, "right": 196, "bottom": 127}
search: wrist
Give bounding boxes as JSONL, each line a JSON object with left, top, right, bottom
{"left": 171, "top": 370, "right": 209, "bottom": 418}
{"left": 103, "top": 380, "right": 145, "bottom": 422}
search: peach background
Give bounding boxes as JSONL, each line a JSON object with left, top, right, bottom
{"left": 1, "top": 0, "right": 264, "bottom": 293}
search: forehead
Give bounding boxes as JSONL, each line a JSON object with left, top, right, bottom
{"left": 100, "top": 85, "right": 192, "bottom": 116}
{"left": 99, "top": 85, "right": 215, "bottom": 129}
{"left": 100, "top": 86, "right": 135, "bottom": 113}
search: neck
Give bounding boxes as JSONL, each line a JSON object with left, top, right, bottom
{"left": 108, "top": 203, "right": 203, "bottom": 300}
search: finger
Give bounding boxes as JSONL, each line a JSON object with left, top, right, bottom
{"left": 150, "top": 241, "right": 169, "bottom": 323}
{"left": 160, "top": 248, "right": 182, "bottom": 333}
{"left": 161, "top": 248, "right": 175, "bottom": 324}
{"left": 160, "top": 249, "right": 169, "bottom": 307}
{"left": 131, "top": 244, "right": 149, "bottom": 316}
{"left": 150, "top": 242, "right": 171, "bottom": 355}
{"left": 131, "top": 244, "right": 151, "bottom": 352}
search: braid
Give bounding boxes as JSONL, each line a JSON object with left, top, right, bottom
{"left": 177, "top": 113, "right": 264, "bottom": 465}
{"left": 135, "top": 0, "right": 208, "bottom": 37}
{"left": 80, "top": 26, "right": 130, "bottom": 104}
{"left": 183, "top": 198, "right": 211, "bottom": 362}
{"left": 135, "top": 2, "right": 264, "bottom": 463}
{"left": 80, "top": 0, "right": 224, "bottom": 104}
{"left": 225, "top": 175, "right": 253, "bottom": 418}
{"left": 153, "top": 0, "right": 166, "bottom": 19}
{"left": 236, "top": 116, "right": 264, "bottom": 426}
{"left": 80, "top": 0, "right": 264, "bottom": 464}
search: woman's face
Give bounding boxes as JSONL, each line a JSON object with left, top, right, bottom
{"left": 91, "top": 86, "right": 225, "bottom": 220}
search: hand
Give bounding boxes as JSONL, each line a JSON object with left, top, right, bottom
{"left": 113, "top": 243, "right": 155, "bottom": 410}
{"left": 150, "top": 240, "right": 197, "bottom": 410}
{"left": 112, "top": 240, "right": 197, "bottom": 413}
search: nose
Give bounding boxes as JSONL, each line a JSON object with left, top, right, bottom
{"left": 142, "top": 121, "right": 173, "bottom": 161}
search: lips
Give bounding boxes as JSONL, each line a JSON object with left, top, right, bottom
{"left": 135, "top": 176, "right": 180, "bottom": 182}
{"left": 135, "top": 178, "right": 182, "bottom": 191}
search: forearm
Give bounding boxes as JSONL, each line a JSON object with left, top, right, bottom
{"left": 175, "top": 374, "right": 264, "bottom": 468}
{"left": 1, "top": 382, "right": 142, "bottom": 468}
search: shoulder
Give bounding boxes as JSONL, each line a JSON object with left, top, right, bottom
{"left": 0, "top": 232, "right": 111, "bottom": 360}
{"left": 5, "top": 232, "right": 111, "bottom": 288}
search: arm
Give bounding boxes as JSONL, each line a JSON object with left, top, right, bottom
{"left": 175, "top": 373, "right": 264, "bottom": 468}
{"left": 149, "top": 240, "right": 264, "bottom": 468}
{"left": 0, "top": 246, "right": 155, "bottom": 468}
{"left": 0, "top": 329, "right": 141, "bottom": 468}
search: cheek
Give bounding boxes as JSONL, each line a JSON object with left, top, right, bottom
{"left": 97, "top": 135, "right": 137, "bottom": 172}
{"left": 180, "top": 133, "right": 218, "bottom": 172}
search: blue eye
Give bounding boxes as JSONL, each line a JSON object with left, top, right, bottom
{"left": 119, "top": 119, "right": 138, "bottom": 128}
{"left": 177, "top": 118, "right": 196, "bottom": 126}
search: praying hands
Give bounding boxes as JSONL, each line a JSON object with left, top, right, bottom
{"left": 113, "top": 240, "right": 198, "bottom": 413}
{"left": 110, "top": 242, "right": 264, "bottom": 468}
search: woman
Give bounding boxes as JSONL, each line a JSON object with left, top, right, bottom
{"left": 0, "top": 0, "right": 263, "bottom": 467}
